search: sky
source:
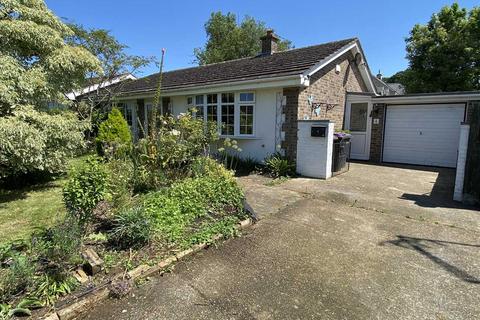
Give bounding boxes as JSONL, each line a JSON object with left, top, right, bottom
{"left": 45, "top": 0, "right": 478, "bottom": 78}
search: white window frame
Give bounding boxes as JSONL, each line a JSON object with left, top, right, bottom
{"left": 185, "top": 92, "right": 256, "bottom": 137}
{"left": 115, "top": 101, "right": 137, "bottom": 138}
{"left": 187, "top": 95, "right": 208, "bottom": 121}
{"left": 237, "top": 92, "right": 255, "bottom": 137}
{"left": 220, "top": 93, "right": 235, "bottom": 136}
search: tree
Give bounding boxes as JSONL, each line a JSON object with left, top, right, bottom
{"left": 0, "top": 0, "right": 101, "bottom": 115}
{"left": 194, "top": 12, "right": 292, "bottom": 65}
{"left": 0, "top": 0, "right": 97, "bottom": 183}
{"left": 0, "top": 105, "right": 89, "bottom": 183}
{"left": 398, "top": 3, "right": 480, "bottom": 93}
{"left": 65, "top": 24, "right": 155, "bottom": 121}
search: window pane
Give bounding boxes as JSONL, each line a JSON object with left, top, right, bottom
{"left": 240, "top": 92, "right": 254, "bottom": 102}
{"left": 117, "top": 103, "right": 132, "bottom": 126}
{"left": 240, "top": 105, "right": 253, "bottom": 135}
{"left": 207, "top": 105, "right": 217, "bottom": 122}
{"left": 221, "top": 104, "right": 234, "bottom": 135}
{"left": 221, "top": 93, "right": 234, "bottom": 103}
{"left": 207, "top": 94, "right": 217, "bottom": 104}
{"left": 196, "top": 106, "right": 204, "bottom": 120}
{"left": 187, "top": 97, "right": 193, "bottom": 105}
{"left": 162, "top": 97, "right": 172, "bottom": 115}
{"left": 349, "top": 103, "right": 368, "bottom": 132}
{"left": 195, "top": 95, "right": 204, "bottom": 105}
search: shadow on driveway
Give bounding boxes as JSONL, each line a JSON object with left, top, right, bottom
{"left": 398, "top": 167, "right": 479, "bottom": 210}
{"left": 380, "top": 235, "right": 480, "bottom": 284}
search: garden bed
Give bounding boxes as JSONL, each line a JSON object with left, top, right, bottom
{"left": 0, "top": 113, "right": 251, "bottom": 319}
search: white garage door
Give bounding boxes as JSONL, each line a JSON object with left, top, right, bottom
{"left": 383, "top": 104, "right": 465, "bottom": 168}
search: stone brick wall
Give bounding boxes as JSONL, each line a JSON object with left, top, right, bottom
{"left": 281, "top": 52, "right": 369, "bottom": 162}
{"left": 369, "top": 103, "right": 385, "bottom": 162}
{"left": 298, "top": 52, "right": 368, "bottom": 125}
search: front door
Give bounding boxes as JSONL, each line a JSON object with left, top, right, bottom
{"left": 345, "top": 99, "right": 372, "bottom": 160}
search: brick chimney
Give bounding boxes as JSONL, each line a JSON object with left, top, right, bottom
{"left": 260, "top": 29, "right": 279, "bottom": 55}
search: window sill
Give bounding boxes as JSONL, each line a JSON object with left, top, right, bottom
{"left": 219, "top": 135, "right": 260, "bottom": 140}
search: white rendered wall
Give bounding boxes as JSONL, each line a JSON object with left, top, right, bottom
{"left": 454, "top": 124, "right": 470, "bottom": 202}
{"left": 127, "top": 90, "right": 278, "bottom": 163}
{"left": 163, "top": 88, "right": 281, "bottom": 162}
{"left": 296, "top": 121, "right": 334, "bottom": 179}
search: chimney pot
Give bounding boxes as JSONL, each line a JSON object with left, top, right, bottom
{"left": 260, "top": 29, "right": 279, "bottom": 55}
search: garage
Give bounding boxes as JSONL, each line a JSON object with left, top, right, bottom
{"left": 383, "top": 104, "right": 465, "bottom": 168}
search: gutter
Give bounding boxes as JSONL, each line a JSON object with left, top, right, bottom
{"left": 115, "top": 74, "right": 309, "bottom": 99}
{"left": 373, "top": 92, "right": 480, "bottom": 104}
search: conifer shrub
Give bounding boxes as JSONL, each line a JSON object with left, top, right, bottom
{"left": 96, "top": 108, "right": 132, "bottom": 157}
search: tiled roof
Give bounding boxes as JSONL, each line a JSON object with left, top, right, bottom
{"left": 119, "top": 38, "right": 357, "bottom": 95}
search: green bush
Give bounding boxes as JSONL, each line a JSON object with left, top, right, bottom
{"left": 130, "top": 113, "right": 218, "bottom": 190}
{"left": 183, "top": 216, "right": 239, "bottom": 247}
{"left": 0, "top": 255, "right": 35, "bottom": 303}
{"left": 188, "top": 156, "right": 233, "bottom": 178}
{"left": 143, "top": 173, "right": 244, "bottom": 242}
{"left": 32, "top": 275, "right": 77, "bottom": 306}
{"left": 0, "top": 106, "right": 89, "bottom": 184}
{"left": 105, "top": 159, "right": 134, "bottom": 208}
{"left": 33, "top": 218, "right": 83, "bottom": 277}
{"left": 110, "top": 206, "right": 153, "bottom": 248}
{"left": 96, "top": 108, "right": 132, "bottom": 157}
{"left": 63, "top": 157, "right": 108, "bottom": 225}
{"left": 264, "top": 152, "right": 295, "bottom": 178}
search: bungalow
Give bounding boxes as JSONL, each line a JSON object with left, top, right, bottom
{"left": 112, "top": 31, "right": 479, "bottom": 203}
{"left": 113, "top": 31, "right": 376, "bottom": 162}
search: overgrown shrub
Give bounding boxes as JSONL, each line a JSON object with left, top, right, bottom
{"left": 216, "top": 153, "right": 259, "bottom": 175}
{"left": 0, "top": 255, "right": 35, "bottom": 303}
{"left": 105, "top": 159, "right": 134, "bottom": 208}
{"left": 0, "top": 106, "right": 89, "bottom": 184}
{"left": 96, "top": 108, "right": 132, "bottom": 157}
{"left": 33, "top": 218, "right": 83, "bottom": 278}
{"left": 131, "top": 113, "right": 218, "bottom": 190}
{"left": 188, "top": 156, "right": 233, "bottom": 178}
{"left": 263, "top": 152, "right": 295, "bottom": 178}
{"left": 110, "top": 206, "right": 153, "bottom": 248}
{"left": 130, "top": 139, "right": 169, "bottom": 192}
{"left": 184, "top": 216, "right": 240, "bottom": 247}
{"left": 32, "top": 275, "right": 78, "bottom": 306}
{"left": 63, "top": 157, "right": 108, "bottom": 225}
{"left": 143, "top": 172, "right": 244, "bottom": 242}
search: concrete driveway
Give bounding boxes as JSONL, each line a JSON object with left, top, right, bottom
{"left": 81, "top": 163, "right": 480, "bottom": 320}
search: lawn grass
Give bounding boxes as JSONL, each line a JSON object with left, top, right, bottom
{"left": 0, "top": 155, "right": 89, "bottom": 244}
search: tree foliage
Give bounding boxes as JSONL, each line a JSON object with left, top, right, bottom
{"left": 394, "top": 3, "right": 480, "bottom": 93}
{"left": 65, "top": 23, "right": 155, "bottom": 119}
{"left": 194, "top": 12, "right": 292, "bottom": 65}
{"left": 0, "top": 0, "right": 101, "bottom": 114}
{"left": 0, "top": 106, "right": 89, "bottom": 181}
